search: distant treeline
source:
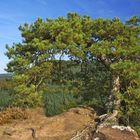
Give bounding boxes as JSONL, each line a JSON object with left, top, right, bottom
{"left": 0, "top": 74, "right": 12, "bottom": 80}
{"left": 0, "top": 74, "right": 14, "bottom": 90}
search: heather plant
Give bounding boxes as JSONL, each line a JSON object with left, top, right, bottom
{"left": 0, "top": 107, "right": 29, "bottom": 125}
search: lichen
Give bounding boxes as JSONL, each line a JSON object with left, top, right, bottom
{"left": 111, "top": 125, "right": 135, "bottom": 132}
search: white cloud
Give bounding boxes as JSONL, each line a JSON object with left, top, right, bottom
{"left": 36, "top": 0, "right": 47, "bottom": 6}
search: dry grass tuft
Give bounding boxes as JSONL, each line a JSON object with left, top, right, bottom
{"left": 0, "top": 107, "right": 29, "bottom": 125}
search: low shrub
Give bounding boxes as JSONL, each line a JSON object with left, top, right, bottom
{"left": 0, "top": 90, "right": 14, "bottom": 111}
{"left": 12, "top": 84, "right": 42, "bottom": 108}
{"left": 43, "top": 86, "right": 83, "bottom": 116}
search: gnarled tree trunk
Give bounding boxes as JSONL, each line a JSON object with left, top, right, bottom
{"left": 107, "top": 73, "right": 120, "bottom": 118}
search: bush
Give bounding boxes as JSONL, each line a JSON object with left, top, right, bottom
{"left": 43, "top": 85, "right": 83, "bottom": 116}
{"left": 0, "top": 90, "right": 14, "bottom": 111}
{"left": 43, "top": 83, "right": 81, "bottom": 95}
{"left": 119, "top": 86, "right": 140, "bottom": 136}
{"left": 12, "top": 84, "right": 42, "bottom": 108}
{"left": 119, "top": 108, "right": 140, "bottom": 136}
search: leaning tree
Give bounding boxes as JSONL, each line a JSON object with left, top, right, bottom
{"left": 5, "top": 13, "right": 140, "bottom": 121}
{"left": 89, "top": 16, "right": 140, "bottom": 117}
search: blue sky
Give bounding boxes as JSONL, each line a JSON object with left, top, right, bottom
{"left": 0, "top": 0, "right": 140, "bottom": 73}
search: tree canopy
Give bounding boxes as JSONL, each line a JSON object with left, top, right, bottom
{"left": 5, "top": 13, "right": 140, "bottom": 125}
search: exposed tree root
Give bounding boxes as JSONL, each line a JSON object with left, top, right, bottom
{"left": 71, "top": 110, "right": 119, "bottom": 140}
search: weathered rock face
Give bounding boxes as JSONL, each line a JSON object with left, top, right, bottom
{"left": 0, "top": 107, "right": 139, "bottom": 140}
{"left": 94, "top": 125, "right": 140, "bottom": 140}
{"left": 71, "top": 125, "right": 140, "bottom": 140}
{"left": 0, "top": 107, "right": 96, "bottom": 140}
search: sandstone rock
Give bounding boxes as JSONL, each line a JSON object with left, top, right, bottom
{"left": 94, "top": 125, "right": 140, "bottom": 140}
{"left": 0, "top": 107, "right": 95, "bottom": 140}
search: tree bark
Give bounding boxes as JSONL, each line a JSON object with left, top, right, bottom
{"left": 107, "top": 73, "right": 120, "bottom": 114}
{"left": 59, "top": 51, "right": 64, "bottom": 83}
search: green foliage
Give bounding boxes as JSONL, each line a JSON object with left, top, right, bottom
{"left": 43, "top": 81, "right": 83, "bottom": 116}
{"left": 0, "top": 90, "right": 14, "bottom": 111}
{"left": 119, "top": 73, "right": 140, "bottom": 127}
{"left": 43, "top": 85, "right": 82, "bottom": 116}
{"left": 12, "top": 84, "right": 42, "bottom": 108}
{"left": 79, "top": 62, "right": 111, "bottom": 114}
{"left": 132, "top": 126, "right": 140, "bottom": 137}
{"left": 4, "top": 13, "right": 140, "bottom": 132}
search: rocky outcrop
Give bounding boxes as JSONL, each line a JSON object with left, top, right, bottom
{"left": 0, "top": 107, "right": 96, "bottom": 140}
{"left": 0, "top": 107, "right": 139, "bottom": 140}
{"left": 94, "top": 125, "right": 140, "bottom": 140}
{"left": 71, "top": 112, "right": 140, "bottom": 140}
{"left": 71, "top": 124, "right": 140, "bottom": 140}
